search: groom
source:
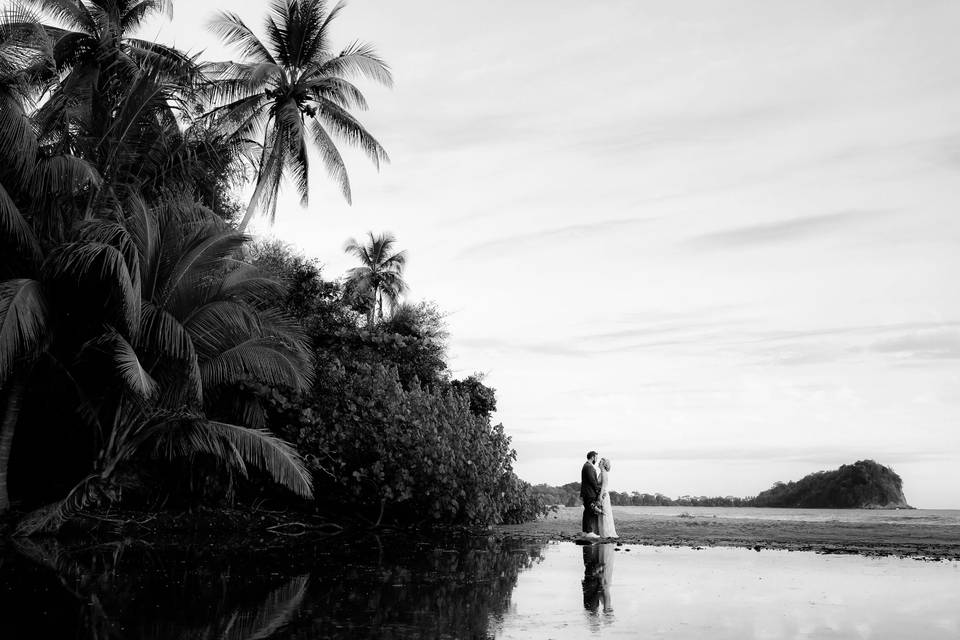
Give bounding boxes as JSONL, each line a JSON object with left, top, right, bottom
{"left": 580, "top": 450, "right": 601, "bottom": 536}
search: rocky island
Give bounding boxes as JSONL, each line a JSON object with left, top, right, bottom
{"left": 751, "top": 459, "right": 912, "bottom": 509}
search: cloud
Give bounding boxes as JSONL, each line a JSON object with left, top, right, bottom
{"left": 688, "top": 209, "right": 887, "bottom": 249}
{"left": 512, "top": 441, "right": 954, "bottom": 466}
{"left": 564, "top": 103, "right": 793, "bottom": 159}
{"left": 457, "top": 215, "right": 657, "bottom": 259}
{"left": 864, "top": 328, "right": 960, "bottom": 360}
{"left": 458, "top": 337, "right": 586, "bottom": 358}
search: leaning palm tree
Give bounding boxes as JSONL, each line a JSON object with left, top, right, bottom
{"left": 343, "top": 231, "right": 407, "bottom": 326}
{"left": 206, "top": 0, "right": 391, "bottom": 231}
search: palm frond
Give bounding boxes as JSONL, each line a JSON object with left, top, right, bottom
{"left": 200, "top": 337, "right": 311, "bottom": 391}
{"left": 18, "top": 0, "right": 95, "bottom": 32}
{"left": 308, "top": 118, "right": 350, "bottom": 202}
{"left": 0, "top": 181, "right": 41, "bottom": 263}
{"left": 77, "top": 218, "right": 142, "bottom": 292}
{"left": 43, "top": 242, "right": 141, "bottom": 338}
{"left": 120, "top": 0, "right": 173, "bottom": 32}
{"left": 202, "top": 61, "right": 277, "bottom": 105}
{"left": 100, "top": 328, "right": 158, "bottom": 400}
{"left": 218, "top": 263, "right": 286, "bottom": 304}
{"left": 158, "top": 226, "right": 248, "bottom": 306}
{"left": 149, "top": 418, "right": 313, "bottom": 498}
{"left": 137, "top": 302, "right": 202, "bottom": 403}
{"left": 321, "top": 41, "right": 392, "bottom": 87}
{"left": 307, "top": 76, "right": 368, "bottom": 110}
{"left": 0, "top": 278, "right": 48, "bottom": 384}
{"left": 29, "top": 153, "right": 101, "bottom": 195}
{"left": 205, "top": 421, "right": 313, "bottom": 498}
{"left": 126, "top": 39, "right": 198, "bottom": 81}
{"left": 182, "top": 299, "right": 264, "bottom": 356}
{"left": 0, "top": 91, "right": 37, "bottom": 179}
{"left": 207, "top": 11, "right": 276, "bottom": 65}
{"left": 275, "top": 100, "right": 309, "bottom": 204}
{"left": 314, "top": 96, "right": 388, "bottom": 168}
{"left": 224, "top": 574, "right": 310, "bottom": 639}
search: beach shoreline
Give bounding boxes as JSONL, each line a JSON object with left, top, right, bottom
{"left": 493, "top": 506, "right": 960, "bottom": 560}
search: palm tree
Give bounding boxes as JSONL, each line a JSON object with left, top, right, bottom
{"left": 5, "top": 201, "right": 315, "bottom": 531}
{"left": 206, "top": 0, "right": 391, "bottom": 231}
{"left": 343, "top": 231, "right": 407, "bottom": 326}
{"left": 0, "top": 19, "right": 101, "bottom": 514}
{"left": 15, "top": 0, "right": 196, "bottom": 144}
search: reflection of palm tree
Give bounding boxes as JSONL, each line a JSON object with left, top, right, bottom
{"left": 193, "top": 574, "right": 309, "bottom": 640}
{"left": 343, "top": 232, "right": 408, "bottom": 326}
{"left": 14, "top": 537, "right": 310, "bottom": 640}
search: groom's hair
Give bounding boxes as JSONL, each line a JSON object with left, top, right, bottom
{"left": 587, "top": 451, "right": 597, "bottom": 460}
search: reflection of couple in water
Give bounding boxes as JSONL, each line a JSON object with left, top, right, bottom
{"left": 579, "top": 450, "right": 618, "bottom": 538}
{"left": 578, "top": 450, "right": 616, "bottom": 617}
{"left": 582, "top": 543, "right": 614, "bottom": 614}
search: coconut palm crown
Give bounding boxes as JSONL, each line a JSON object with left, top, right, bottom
{"left": 343, "top": 231, "right": 407, "bottom": 326}
{"left": 207, "top": 0, "right": 391, "bottom": 231}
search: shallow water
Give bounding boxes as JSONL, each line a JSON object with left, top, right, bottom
{"left": 1, "top": 535, "right": 957, "bottom": 639}
{"left": 586, "top": 505, "right": 960, "bottom": 526}
{"left": 494, "top": 542, "right": 960, "bottom": 639}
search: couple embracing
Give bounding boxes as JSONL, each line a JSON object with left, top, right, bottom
{"left": 580, "top": 451, "right": 618, "bottom": 538}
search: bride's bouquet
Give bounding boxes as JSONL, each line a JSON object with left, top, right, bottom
{"left": 590, "top": 499, "right": 604, "bottom": 516}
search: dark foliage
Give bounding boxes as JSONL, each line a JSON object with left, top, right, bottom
{"left": 533, "top": 483, "right": 751, "bottom": 508}
{"left": 247, "top": 242, "right": 548, "bottom": 526}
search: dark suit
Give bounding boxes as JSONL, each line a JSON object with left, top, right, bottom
{"left": 580, "top": 461, "right": 601, "bottom": 533}
{"left": 581, "top": 544, "right": 602, "bottom": 612}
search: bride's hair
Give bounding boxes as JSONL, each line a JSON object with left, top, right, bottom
{"left": 600, "top": 458, "right": 611, "bottom": 471}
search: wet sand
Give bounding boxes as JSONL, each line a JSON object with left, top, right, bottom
{"left": 495, "top": 506, "right": 960, "bottom": 559}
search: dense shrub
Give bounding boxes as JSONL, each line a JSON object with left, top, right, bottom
{"left": 257, "top": 363, "right": 548, "bottom": 526}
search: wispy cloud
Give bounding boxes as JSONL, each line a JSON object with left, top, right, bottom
{"left": 864, "top": 327, "right": 960, "bottom": 360}
{"left": 688, "top": 209, "right": 888, "bottom": 249}
{"left": 514, "top": 441, "right": 955, "bottom": 466}
{"left": 458, "top": 337, "right": 586, "bottom": 358}
{"left": 457, "top": 215, "right": 657, "bottom": 259}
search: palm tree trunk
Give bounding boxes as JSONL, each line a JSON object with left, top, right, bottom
{"left": 0, "top": 380, "right": 25, "bottom": 515}
{"left": 238, "top": 176, "right": 269, "bottom": 233}
{"left": 368, "top": 289, "right": 378, "bottom": 327}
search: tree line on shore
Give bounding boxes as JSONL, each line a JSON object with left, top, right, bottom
{"left": 533, "top": 484, "right": 753, "bottom": 508}
{"left": 0, "top": 0, "right": 547, "bottom": 535}
{"left": 534, "top": 460, "right": 908, "bottom": 509}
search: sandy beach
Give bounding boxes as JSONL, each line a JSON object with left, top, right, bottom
{"left": 495, "top": 506, "right": 960, "bottom": 560}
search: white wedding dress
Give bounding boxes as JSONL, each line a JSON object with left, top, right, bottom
{"left": 598, "top": 470, "right": 618, "bottom": 538}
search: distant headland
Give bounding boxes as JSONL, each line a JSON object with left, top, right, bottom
{"left": 534, "top": 460, "right": 913, "bottom": 509}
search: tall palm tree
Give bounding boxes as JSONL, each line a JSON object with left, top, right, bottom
{"left": 206, "top": 0, "right": 391, "bottom": 231}
{"left": 343, "top": 231, "right": 407, "bottom": 326}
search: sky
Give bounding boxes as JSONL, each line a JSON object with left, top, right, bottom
{"left": 137, "top": 0, "right": 960, "bottom": 508}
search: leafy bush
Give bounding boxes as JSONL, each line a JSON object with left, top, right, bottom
{"left": 258, "top": 363, "right": 549, "bottom": 526}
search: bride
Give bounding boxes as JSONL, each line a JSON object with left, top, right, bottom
{"left": 598, "top": 458, "right": 618, "bottom": 538}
